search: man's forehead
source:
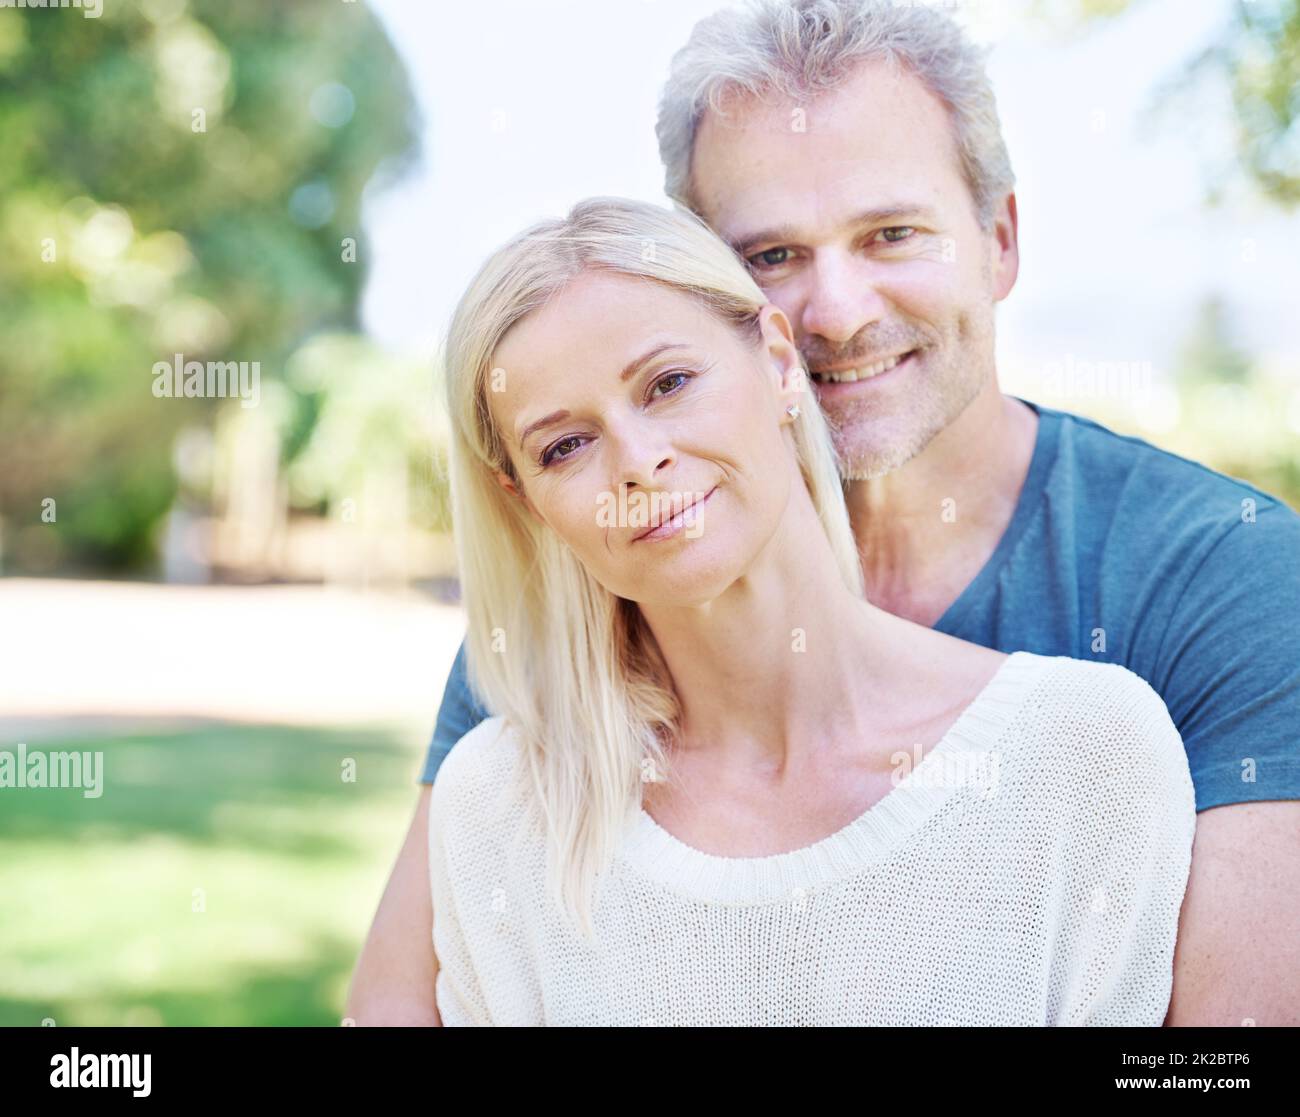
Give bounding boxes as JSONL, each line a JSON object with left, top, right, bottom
{"left": 693, "top": 57, "right": 949, "bottom": 152}
{"left": 689, "top": 61, "right": 962, "bottom": 238}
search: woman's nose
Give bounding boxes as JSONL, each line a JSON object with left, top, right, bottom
{"left": 620, "top": 453, "right": 674, "bottom": 492}
{"left": 605, "top": 414, "right": 675, "bottom": 490}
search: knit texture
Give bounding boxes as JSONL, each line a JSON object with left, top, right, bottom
{"left": 428, "top": 651, "right": 1196, "bottom": 1026}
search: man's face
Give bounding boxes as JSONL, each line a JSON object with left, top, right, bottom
{"left": 689, "top": 58, "right": 1018, "bottom": 480}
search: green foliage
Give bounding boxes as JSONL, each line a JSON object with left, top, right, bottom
{"left": 0, "top": 1, "right": 419, "bottom": 572}
{"left": 1170, "top": 297, "right": 1300, "bottom": 509}
{"left": 1038, "top": 0, "right": 1300, "bottom": 207}
{"left": 1223, "top": 0, "right": 1300, "bottom": 205}
{"left": 1076, "top": 296, "right": 1300, "bottom": 512}
{"left": 1174, "top": 295, "right": 1252, "bottom": 385}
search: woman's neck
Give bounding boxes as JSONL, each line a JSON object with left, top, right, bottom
{"left": 638, "top": 483, "right": 905, "bottom": 774}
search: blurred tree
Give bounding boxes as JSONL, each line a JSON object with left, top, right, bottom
{"left": 1030, "top": 1, "right": 1300, "bottom": 511}
{"left": 1035, "top": 0, "right": 1300, "bottom": 206}
{"left": 0, "top": 0, "right": 419, "bottom": 572}
{"left": 1173, "top": 294, "right": 1252, "bottom": 386}
{"left": 1162, "top": 295, "right": 1300, "bottom": 510}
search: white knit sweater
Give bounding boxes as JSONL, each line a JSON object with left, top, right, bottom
{"left": 428, "top": 651, "right": 1196, "bottom": 1026}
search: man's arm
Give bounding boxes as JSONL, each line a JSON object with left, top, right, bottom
{"left": 345, "top": 636, "right": 489, "bottom": 1025}
{"left": 1165, "top": 800, "right": 1300, "bottom": 1026}
{"left": 344, "top": 784, "right": 441, "bottom": 1026}
{"left": 1140, "top": 494, "right": 1300, "bottom": 1026}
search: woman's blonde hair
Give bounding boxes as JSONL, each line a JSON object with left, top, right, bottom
{"left": 441, "top": 195, "right": 863, "bottom": 936}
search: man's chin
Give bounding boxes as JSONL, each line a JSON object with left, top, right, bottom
{"left": 829, "top": 374, "right": 984, "bottom": 483}
{"left": 839, "top": 457, "right": 913, "bottom": 483}
{"left": 833, "top": 421, "right": 942, "bottom": 483}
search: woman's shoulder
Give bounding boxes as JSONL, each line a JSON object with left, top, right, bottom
{"left": 427, "top": 716, "right": 539, "bottom": 877}
{"left": 977, "top": 650, "right": 1179, "bottom": 735}
{"left": 429, "top": 715, "right": 526, "bottom": 816}
{"left": 1020, "top": 653, "right": 1176, "bottom": 727}
{"left": 1010, "top": 653, "right": 1195, "bottom": 809}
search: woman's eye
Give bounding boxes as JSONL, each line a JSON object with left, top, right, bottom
{"left": 651, "top": 370, "right": 691, "bottom": 398}
{"left": 749, "top": 246, "right": 791, "bottom": 269}
{"left": 539, "top": 371, "right": 693, "bottom": 468}
{"left": 540, "top": 435, "right": 582, "bottom": 467}
{"left": 880, "top": 226, "right": 916, "bottom": 243}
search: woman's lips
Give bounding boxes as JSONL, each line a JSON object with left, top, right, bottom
{"left": 634, "top": 486, "right": 717, "bottom": 543}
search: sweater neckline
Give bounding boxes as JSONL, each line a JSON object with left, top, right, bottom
{"left": 616, "top": 650, "right": 1053, "bottom": 904}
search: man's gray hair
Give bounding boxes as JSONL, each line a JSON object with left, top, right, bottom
{"left": 656, "top": 0, "right": 1015, "bottom": 229}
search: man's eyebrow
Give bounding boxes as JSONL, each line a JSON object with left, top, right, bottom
{"left": 514, "top": 340, "right": 694, "bottom": 448}
{"left": 728, "top": 205, "right": 939, "bottom": 254}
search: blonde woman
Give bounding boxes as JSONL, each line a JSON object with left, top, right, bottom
{"left": 425, "top": 195, "right": 1195, "bottom": 1027}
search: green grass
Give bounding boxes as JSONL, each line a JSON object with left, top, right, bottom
{"left": 0, "top": 723, "right": 423, "bottom": 1026}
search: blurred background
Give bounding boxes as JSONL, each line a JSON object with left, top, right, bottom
{"left": 1, "top": 0, "right": 1296, "bottom": 1025}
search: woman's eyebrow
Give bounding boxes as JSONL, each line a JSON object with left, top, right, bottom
{"left": 516, "top": 408, "right": 570, "bottom": 449}
{"left": 515, "top": 341, "right": 695, "bottom": 449}
{"left": 617, "top": 340, "right": 693, "bottom": 383}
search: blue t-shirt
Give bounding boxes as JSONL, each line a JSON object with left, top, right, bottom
{"left": 420, "top": 397, "right": 1300, "bottom": 812}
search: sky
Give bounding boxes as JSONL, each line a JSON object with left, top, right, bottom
{"left": 358, "top": 0, "right": 1300, "bottom": 398}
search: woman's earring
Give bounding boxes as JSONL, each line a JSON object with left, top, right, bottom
{"left": 785, "top": 403, "right": 802, "bottom": 421}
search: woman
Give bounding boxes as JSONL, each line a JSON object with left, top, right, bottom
{"left": 427, "top": 196, "right": 1195, "bottom": 1026}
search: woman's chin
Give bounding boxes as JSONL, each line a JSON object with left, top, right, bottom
{"left": 620, "top": 557, "right": 742, "bottom": 611}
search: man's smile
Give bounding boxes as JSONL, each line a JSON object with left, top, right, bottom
{"left": 810, "top": 348, "right": 921, "bottom": 393}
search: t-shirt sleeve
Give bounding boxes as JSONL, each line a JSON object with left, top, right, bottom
{"left": 1049, "top": 668, "right": 1197, "bottom": 1026}
{"left": 419, "top": 636, "right": 493, "bottom": 785}
{"left": 1151, "top": 499, "right": 1300, "bottom": 812}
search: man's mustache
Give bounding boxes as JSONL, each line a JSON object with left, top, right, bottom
{"left": 801, "top": 328, "right": 933, "bottom": 371}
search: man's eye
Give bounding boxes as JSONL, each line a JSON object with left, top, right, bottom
{"left": 880, "top": 226, "right": 916, "bottom": 243}
{"left": 749, "top": 246, "right": 792, "bottom": 269}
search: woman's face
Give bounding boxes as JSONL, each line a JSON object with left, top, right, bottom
{"left": 489, "top": 269, "right": 806, "bottom": 607}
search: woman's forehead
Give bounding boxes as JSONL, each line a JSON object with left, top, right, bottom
{"left": 493, "top": 274, "right": 722, "bottom": 375}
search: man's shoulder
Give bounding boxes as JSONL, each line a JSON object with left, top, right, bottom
{"left": 1031, "top": 402, "right": 1300, "bottom": 579}
{"left": 1040, "top": 401, "right": 1294, "bottom": 516}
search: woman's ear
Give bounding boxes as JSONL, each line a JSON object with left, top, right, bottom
{"left": 758, "top": 304, "right": 808, "bottom": 412}
{"left": 495, "top": 469, "right": 543, "bottom": 525}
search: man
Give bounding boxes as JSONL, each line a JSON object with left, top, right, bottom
{"left": 346, "top": 0, "right": 1300, "bottom": 1025}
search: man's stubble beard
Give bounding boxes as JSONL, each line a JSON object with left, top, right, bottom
{"left": 826, "top": 310, "right": 995, "bottom": 483}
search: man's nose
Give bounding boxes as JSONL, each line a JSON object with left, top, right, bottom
{"left": 800, "top": 251, "right": 889, "bottom": 348}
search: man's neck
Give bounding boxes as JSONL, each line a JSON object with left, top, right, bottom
{"left": 845, "top": 385, "right": 1040, "bottom": 628}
